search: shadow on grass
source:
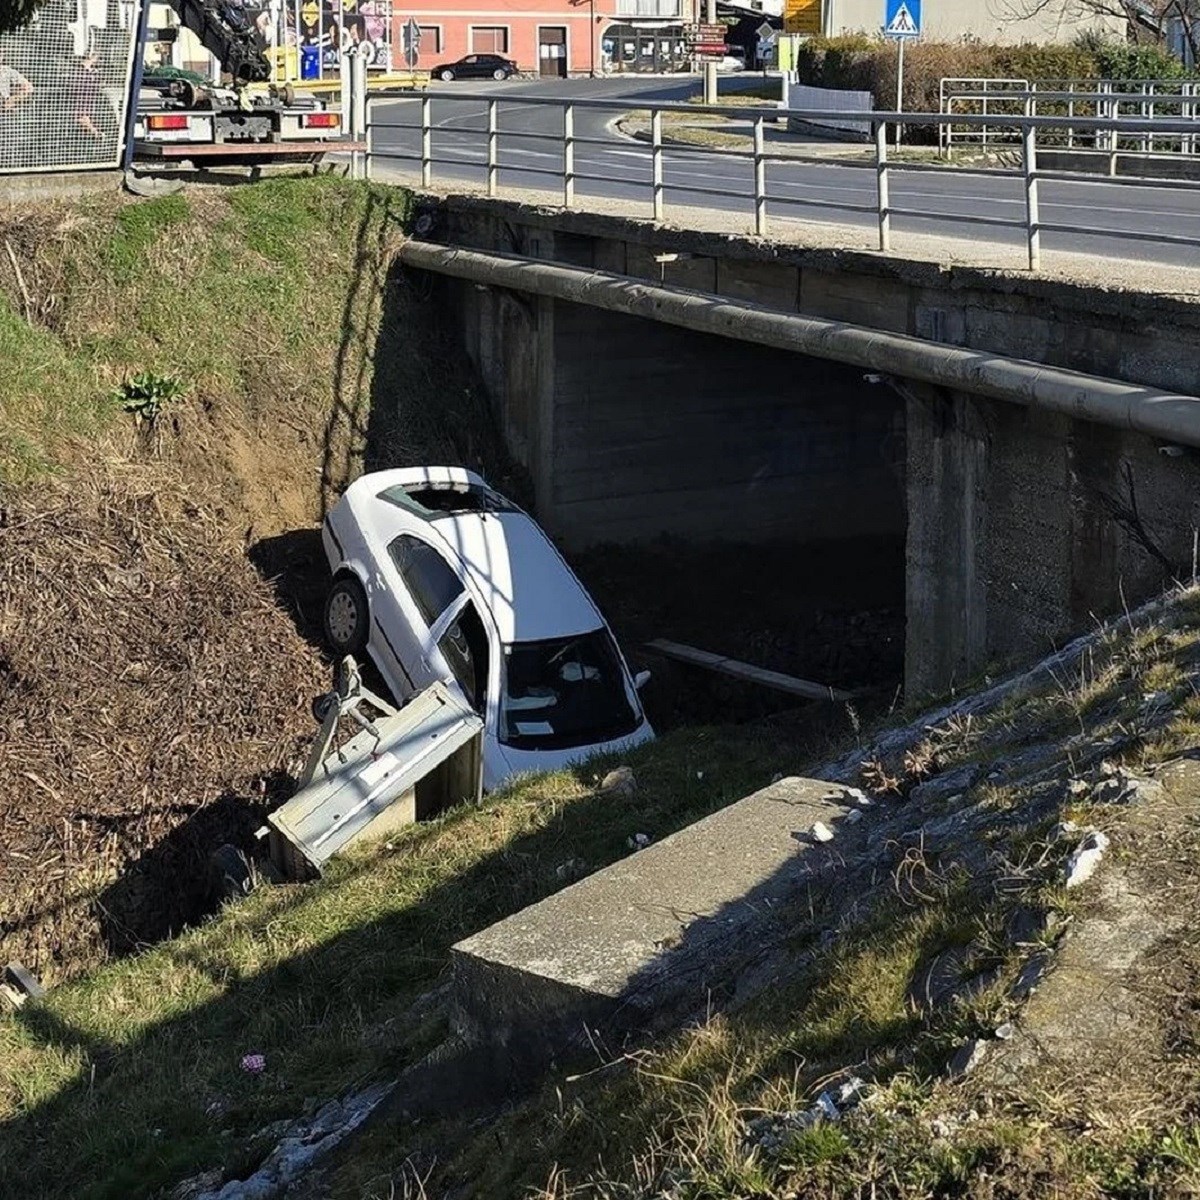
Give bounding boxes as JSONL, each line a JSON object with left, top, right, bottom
{"left": 0, "top": 723, "right": 809, "bottom": 1200}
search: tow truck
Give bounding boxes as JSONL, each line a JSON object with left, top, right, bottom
{"left": 129, "top": 0, "right": 363, "bottom": 167}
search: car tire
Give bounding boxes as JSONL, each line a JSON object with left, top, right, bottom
{"left": 324, "top": 574, "right": 369, "bottom": 657}
{"left": 440, "top": 68, "right": 455, "bottom": 81}
{"left": 492, "top": 68, "right": 506, "bottom": 80}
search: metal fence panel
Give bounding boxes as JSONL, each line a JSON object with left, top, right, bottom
{"left": 0, "top": 0, "right": 138, "bottom": 174}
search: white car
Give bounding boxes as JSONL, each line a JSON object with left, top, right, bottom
{"left": 321, "top": 467, "right": 655, "bottom": 791}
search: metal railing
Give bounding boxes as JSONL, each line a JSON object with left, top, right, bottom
{"left": 941, "top": 77, "right": 1200, "bottom": 157}
{"left": 359, "top": 92, "right": 1200, "bottom": 271}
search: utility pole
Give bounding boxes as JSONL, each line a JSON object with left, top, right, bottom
{"left": 704, "top": 0, "right": 716, "bottom": 102}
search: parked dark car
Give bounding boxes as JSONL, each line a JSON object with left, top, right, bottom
{"left": 432, "top": 54, "right": 518, "bottom": 81}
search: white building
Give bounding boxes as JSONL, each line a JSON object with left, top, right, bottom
{"left": 821, "top": 0, "right": 1124, "bottom": 43}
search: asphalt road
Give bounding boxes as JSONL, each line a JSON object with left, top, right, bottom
{"left": 368, "top": 76, "right": 1200, "bottom": 268}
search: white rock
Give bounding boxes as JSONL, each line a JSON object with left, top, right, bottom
{"left": 1064, "top": 831, "right": 1110, "bottom": 888}
{"left": 627, "top": 832, "right": 652, "bottom": 850}
{"left": 994, "top": 1022, "right": 1016, "bottom": 1040}
{"left": 845, "top": 809, "right": 864, "bottom": 825}
{"left": 811, "top": 821, "right": 835, "bottom": 843}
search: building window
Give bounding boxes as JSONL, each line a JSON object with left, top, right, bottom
{"left": 418, "top": 24, "right": 443, "bottom": 54}
{"left": 470, "top": 25, "right": 509, "bottom": 54}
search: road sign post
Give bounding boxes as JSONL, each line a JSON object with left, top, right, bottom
{"left": 883, "top": 0, "right": 920, "bottom": 149}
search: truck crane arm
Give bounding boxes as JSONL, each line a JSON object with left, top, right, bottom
{"left": 163, "top": 0, "right": 272, "bottom": 86}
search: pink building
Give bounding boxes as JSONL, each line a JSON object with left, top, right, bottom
{"left": 399, "top": 0, "right": 690, "bottom": 77}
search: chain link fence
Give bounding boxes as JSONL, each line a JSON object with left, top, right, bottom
{"left": 1, "top": 0, "right": 139, "bottom": 173}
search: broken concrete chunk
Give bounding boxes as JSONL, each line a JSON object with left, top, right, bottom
{"left": 994, "top": 1022, "right": 1016, "bottom": 1040}
{"left": 811, "top": 821, "right": 835, "bottom": 843}
{"left": 947, "top": 1038, "right": 990, "bottom": 1078}
{"left": 1064, "top": 830, "right": 1110, "bottom": 888}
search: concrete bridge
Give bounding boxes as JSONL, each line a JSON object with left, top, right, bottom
{"left": 398, "top": 194, "right": 1200, "bottom": 699}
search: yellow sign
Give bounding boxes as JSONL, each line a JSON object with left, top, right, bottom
{"left": 783, "top": 0, "right": 822, "bottom": 36}
{"left": 300, "top": 1, "right": 320, "bottom": 28}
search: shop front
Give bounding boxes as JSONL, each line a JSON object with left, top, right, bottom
{"left": 601, "top": 23, "right": 688, "bottom": 73}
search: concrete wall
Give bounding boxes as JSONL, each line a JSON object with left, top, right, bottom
{"left": 424, "top": 196, "right": 1200, "bottom": 695}
{"left": 905, "top": 385, "right": 1200, "bottom": 698}
{"left": 446, "top": 273, "right": 905, "bottom": 549}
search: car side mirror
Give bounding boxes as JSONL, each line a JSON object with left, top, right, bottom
{"left": 634, "top": 670, "right": 651, "bottom": 691}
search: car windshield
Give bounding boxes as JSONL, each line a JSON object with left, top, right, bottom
{"left": 500, "top": 629, "right": 640, "bottom": 750}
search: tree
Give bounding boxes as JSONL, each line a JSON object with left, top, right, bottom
{"left": 995, "top": 0, "right": 1200, "bottom": 68}
{"left": 0, "top": 0, "right": 44, "bottom": 35}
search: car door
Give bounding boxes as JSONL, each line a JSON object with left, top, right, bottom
{"left": 460, "top": 54, "right": 483, "bottom": 78}
{"left": 384, "top": 533, "right": 466, "bottom": 693}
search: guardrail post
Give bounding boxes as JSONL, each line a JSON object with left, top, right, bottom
{"left": 365, "top": 96, "right": 374, "bottom": 182}
{"left": 875, "top": 120, "right": 891, "bottom": 253}
{"left": 421, "top": 95, "right": 432, "bottom": 187}
{"left": 563, "top": 103, "right": 575, "bottom": 209}
{"left": 1022, "top": 110, "right": 1041, "bottom": 272}
{"left": 487, "top": 99, "right": 499, "bottom": 197}
{"left": 352, "top": 50, "right": 367, "bottom": 180}
{"left": 753, "top": 115, "right": 766, "bottom": 236}
{"left": 651, "top": 108, "right": 664, "bottom": 222}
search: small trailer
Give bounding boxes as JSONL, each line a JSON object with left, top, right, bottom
{"left": 264, "top": 657, "right": 483, "bottom": 882}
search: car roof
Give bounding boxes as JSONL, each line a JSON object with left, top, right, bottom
{"left": 433, "top": 510, "right": 601, "bottom": 645}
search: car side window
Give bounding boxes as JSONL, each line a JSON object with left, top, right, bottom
{"left": 387, "top": 535, "right": 463, "bottom": 627}
{"left": 437, "top": 601, "right": 490, "bottom": 711}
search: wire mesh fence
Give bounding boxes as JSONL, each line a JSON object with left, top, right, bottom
{"left": 0, "top": 0, "right": 138, "bottom": 173}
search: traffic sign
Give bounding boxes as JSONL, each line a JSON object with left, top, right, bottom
{"left": 884, "top": 0, "right": 920, "bottom": 37}
{"left": 783, "top": 0, "right": 821, "bottom": 36}
{"left": 756, "top": 20, "right": 775, "bottom": 39}
{"left": 684, "top": 23, "right": 726, "bottom": 41}
{"left": 402, "top": 17, "right": 421, "bottom": 68}
{"left": 885, "top": 0, "right": 919, "bottom": 34}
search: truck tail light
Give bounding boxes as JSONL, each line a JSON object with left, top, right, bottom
{"left": 147, "top": 114, "right": 190, "bottom": 130}
{"left": 303, "top": 112, "right": 339, "bottom": 129}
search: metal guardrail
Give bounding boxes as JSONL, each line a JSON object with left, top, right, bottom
{"left": 359, "top": 92, "right": 1200, "bottom": 271}
{"left": 941, "top": 77, "right": 1200, "bottom": 157}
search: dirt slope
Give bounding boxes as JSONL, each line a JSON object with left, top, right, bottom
{"left": 0, "top": 178, "right": 513, "bottom": 982}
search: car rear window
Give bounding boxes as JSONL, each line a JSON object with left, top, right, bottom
{"left": 378, "top": 482, "right": 518, "bottom": 520}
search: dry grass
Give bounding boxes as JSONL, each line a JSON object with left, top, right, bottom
{"left": 0, "top": 464, "right": 329, "bottom": 980}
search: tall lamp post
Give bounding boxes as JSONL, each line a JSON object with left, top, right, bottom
{"left": 570, "top": 0, "right": 599, "bottom": 77}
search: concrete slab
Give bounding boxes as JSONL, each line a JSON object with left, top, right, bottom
{"left": 451, "top": 776, "right": 860, "bottom": 1067}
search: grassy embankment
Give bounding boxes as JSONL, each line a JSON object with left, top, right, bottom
{"left": 0, "top": 176, "right": 827, "bottom": 1198}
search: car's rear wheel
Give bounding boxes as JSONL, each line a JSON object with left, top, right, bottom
{"left": 440, "top": 68, "right": 455, "bottom": 81}
{"left": 492, "top": 68, "right": 507, "bottom": 80}
{"left": 324, "top": 575, "right": 369, "bottom": 656}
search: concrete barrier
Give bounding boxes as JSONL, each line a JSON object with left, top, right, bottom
{"left": 786, "top": 83, "right": 873, "bottom": 141}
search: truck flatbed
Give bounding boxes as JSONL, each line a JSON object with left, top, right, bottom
{"left": 133, "top": 139, "right": 365, "bottom": 159}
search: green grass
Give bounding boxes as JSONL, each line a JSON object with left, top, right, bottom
{"left": 0, "top": 724, "right": 804, "bottom": 1200}
{"left": 0, "top": 175, "right": 411, "bottom": 489}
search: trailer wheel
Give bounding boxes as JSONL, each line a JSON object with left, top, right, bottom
{"left": 210, "top": 844, "right": 256, "bottom": 903}
{"left": 324, "top": 574, "right": 369, "bottom": 656}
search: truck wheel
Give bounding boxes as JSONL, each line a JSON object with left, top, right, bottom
{"left": 440, "top": 68, "right": 455, "bottom": 81}
{"left": 324, "top": 575, "right": 369, "bottom": 656}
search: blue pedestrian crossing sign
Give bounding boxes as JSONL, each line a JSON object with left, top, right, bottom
{"left": 884, "top": 0, "right": 921, "bottom": 37}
